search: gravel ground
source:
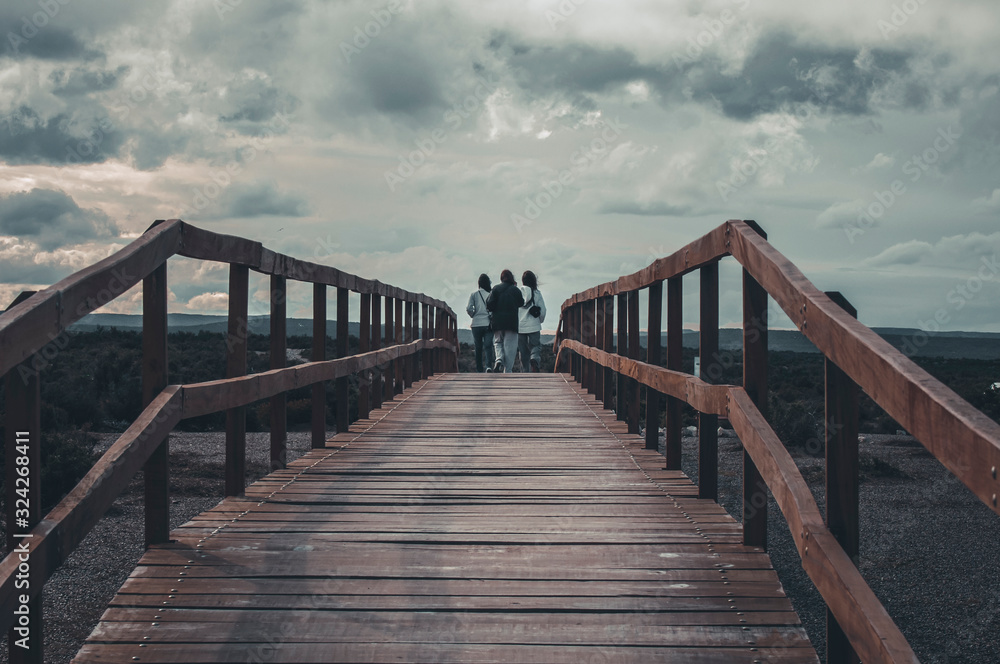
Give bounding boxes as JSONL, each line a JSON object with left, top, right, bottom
{"left": 674, "top": 430, "right": 1000, "bottom": 664}
{"left": 4, "top": 428, "right": 998, "bottom": 663}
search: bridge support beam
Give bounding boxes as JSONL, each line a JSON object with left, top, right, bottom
{"left": 825, "top": 291, "right": 861, "bottom": 664}
{"left": 645, "top": 282, "right": 663, "bottom": 450}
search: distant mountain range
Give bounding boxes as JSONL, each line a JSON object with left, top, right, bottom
{"left": 70, "top": 313, "right": 1000, "bottom": 360}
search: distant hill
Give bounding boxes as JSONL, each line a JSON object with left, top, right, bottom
{"left": 69, "top": 314, "right": 1000, "bottom": 360}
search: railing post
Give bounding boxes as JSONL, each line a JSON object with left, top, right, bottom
{"left": 311, "top": 283, "right": 327, "bottom": 449}
{"left": 575, "top": 303, "right": 584, "bottom": 382}
{"left": 584, "top": 299, "right": 596, "bottom": 394}
{"left": 142, "top": 263, "right": 170, "bottom": 547}
{"left": 825, "top": 291, "right": 861, "bottom": 664}
{"left": 616, "top": 293, "right": 627, "bottom": 420}
{"left": 602, "top": 296, "right": 614, "bottom": 408}
{"left": 665, "top": 276, "right": 683, "bottom": 469}
{"left": 645, "top": 282, "right": 663, "bottom": 450}
{"left": 627, "top": 290, "right": 641, "bottom": 435}
{"left": 359, "top": 293, "right": 371, "bottom": 420}
{"left": 394, "top": 299, "right": 404, "bottom": 394}
{"left": 269, "top": 275, "right": 287, "bottom": 470}
{"left": 372, "top": 293, "right": 382, "bottom": 410}
{"left": 385, "top": 296, "right": 396, "bottom": 401}
{"left": 413, "top": 302, "right": 421, "bottom": 381}
{"left": 699, "top": 261, "right": 720, "bottom": 501}
{"left": 5, "top": 292, "right": 43, "bottom": 664}
{"left": 742, "top": 221, "right": 769, "bottom": 549}
{"left": 225, "top": 265, "right": 248, "bottom": 494}
{"left": 403, "top": 300, "right": 413, "bottom": 388}
{"left": 336, "top": 287, "right": 349, "bottom": 432}
{"left": 594, "top": 298, "right": 605, "bottom": 398}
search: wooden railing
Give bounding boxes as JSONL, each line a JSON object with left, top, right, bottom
{"left": 0, "top": 219, "right": 458, "bottom": 663}
{"left": 553, "top": 219, "right": 1000, "bottom": 664}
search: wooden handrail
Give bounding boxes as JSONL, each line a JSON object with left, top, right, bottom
{"left": 557, "top": 342, "right": 918, "bottom": 663}
{"left": 558, "top": 219, "right": 1000, "bottom": 519}
{"left": 0, "top": 338, "right": 450, "bottom": 634}
{"left": 0, "top": 220, "right": 459, "bottom": 662}
{"left": 0, "top": 219, "right": 457, "bottom": 379}
{"left": 554, "top": 218, "right": 1000, "bottom": 662}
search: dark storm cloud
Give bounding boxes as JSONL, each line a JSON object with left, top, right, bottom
{"left": 0, "top": 188, "right": 120, "bottom": 250}
{"left": 50, "top": 65, "right": 130, "bottom": 96}
{"left": 0, "top": 106, "right": 125, "bottom": 165}
{"left": 225, "top": 182, "right": 309, "bottom": 218}
{"left": 346, "top": 40, "right": 447, "bottom": 120}
{"left": 219, "top": 77, "right": 300, "bottom": 135}
{"left": 496, "top": 31, "right": 922, "bottom": 120}
{"left": 1, "top": 23, "right": 101, "bottom": 61}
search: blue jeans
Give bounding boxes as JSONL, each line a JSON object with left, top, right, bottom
{"left": 493, "top": 330, "right": 519, "bottom": 373}
{"left": 472, "top": 325, "right": 495, "bottom": 372}
{"left": 518, "top": 331, "right": 541, "bottom": 371}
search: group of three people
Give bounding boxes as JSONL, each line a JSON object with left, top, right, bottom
{"left": 466, "top": 270, "right": 546, "bottom": 373}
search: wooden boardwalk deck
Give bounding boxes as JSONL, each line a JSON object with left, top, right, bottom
{"left": 74, "top": 373, "right": 817, "bottom": 663}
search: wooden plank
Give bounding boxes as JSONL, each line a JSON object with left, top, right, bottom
{"left": 73, "top": 375, "right": 819, "bottom": 663}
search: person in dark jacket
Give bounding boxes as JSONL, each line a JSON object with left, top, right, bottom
{"left": 486, "top": 269, "right": 524, "bottom": 373}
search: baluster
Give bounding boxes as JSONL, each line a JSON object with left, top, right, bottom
{"left": 312, "top": 284, "right": 327, "bottom": 449}
{"left": 384, "top": 296, "right": 395, "bottom": 401}
{"left": 226, "top": 265, "right": 249, "bottom": 494}
{"left": 269, "top": 275, "right": 287, "bottom": 470}
{"left": 699, "top": 262, "right": 720, "bottom": 501}
{"left": 825, "top": 291, "right": 861, "bottom": 664}
{"left": 627, "top": 290, "right": 641, "bottom": 434}
{"left": 742, "top": 221, "right": 769, "bottom": 548}
{"left": 617, "top": 293, "right": 627, "bottom": 420}
{"left": 394, "top": 299, "right": 404, "bottom": 394}
{"left": 665, "top": 276, "right": 683, "bottom": 469}
{"left": 336, "top": 287, "right": 349, "bottom": 432}
{"left": 359, "top": 293, "right": 371, "bottom": 420}
{"left": 143, "top": 263, "right": 170, "bottom": 544}
{"left": 645, "top": 282, "right": 663, "bottom": 450}
{"left": 371, "top": 293, "right": 382, "bottom": 410}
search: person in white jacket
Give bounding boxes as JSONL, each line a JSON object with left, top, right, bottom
{"left": 465, "top": 273, "right": 495, "bottom": 372}
{"left": 517, "top": 270, "right": 546, "bottom": 372}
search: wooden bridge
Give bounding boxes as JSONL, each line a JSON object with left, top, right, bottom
{"left": 2, "top": 219, "right": 999, "bottom": 663}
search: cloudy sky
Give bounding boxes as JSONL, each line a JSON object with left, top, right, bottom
{"left": 1, "top": 0, "right": 998, "bottom": 333}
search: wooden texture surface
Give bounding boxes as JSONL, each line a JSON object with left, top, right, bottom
{"left": 74, "top": 374, "right": 816, "bottom": 664}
